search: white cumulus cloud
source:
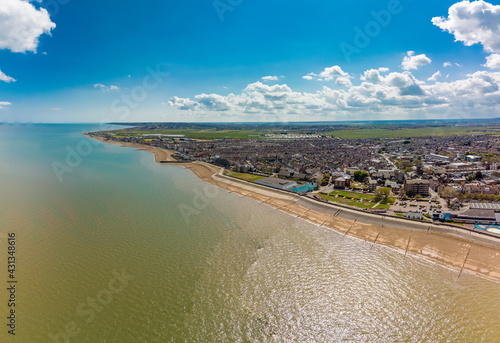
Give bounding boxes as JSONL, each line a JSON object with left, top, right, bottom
{"left": 303, "top": 65, "right": 350, "bottom": 81}
{"left": 484, "top": 54, "right": 500, "bottom": 69}
{"left": 361, "top": 69, "right": 384, "bottom": 83}
{"left": 428, "top": 71, "right": 442, "bottom": 82}
{"left": 0, "top": 0, "right": 56, "bottom": 53}
{"left": 0, "top": 69, "right": 15, "bottom": 83}
{"left": 261, "top": 75, "right": 279, "bottom": 81}
{"left": 401, "top": 51, "right": 431, "bottom": 70}
{"left": 336, "top": 77, "right": 352, "bottom": 87}
{"left": 168, "top": 67, "right": 500, "bottom": 120}
{"left": 432, "top": 0, "right": 500, "bottom": 53}
{"left": 433, "top": 1, "right": 500, "bottom": 71}
{"left": 167, "top": 96, "right": 198, "bottom": 110}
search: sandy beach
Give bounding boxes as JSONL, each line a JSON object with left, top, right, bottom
{"left": 87, "top": 134, "right": 177, "bottom": 163}
{"left": 90, "top": 135, "right": 500, "bottom": 282}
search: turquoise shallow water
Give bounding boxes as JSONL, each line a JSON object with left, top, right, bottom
{"left": 0, "top": 124, "right": 500, "bottom": 342}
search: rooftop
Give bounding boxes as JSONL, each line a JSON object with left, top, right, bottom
{"left": 405, "top": 179, "right": 430, "bottom": 185}
{"left": 255, "top": 177, "right": 297, "bottom": 188}
{"left": 470, "top": 202, "right": 500, "bottom": 210}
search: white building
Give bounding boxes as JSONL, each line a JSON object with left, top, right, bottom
{"left": 404, "top": 211, "right": 423, "bottom": 220}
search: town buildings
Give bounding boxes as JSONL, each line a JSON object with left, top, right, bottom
{"left": 403, "top": 179, "right": 430, "bottom": 196}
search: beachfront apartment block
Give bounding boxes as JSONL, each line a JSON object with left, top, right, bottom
{"left": 403, "top": 179, "right": 430, "bottom": 196}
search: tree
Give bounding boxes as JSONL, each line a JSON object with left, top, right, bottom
{"left": 398, "top": 160, "right": 411, "bottom": 170}
{"left": 475, "top": 171, "right": 483, "bottom": 180}
{"left": 415, "top": 194, "right": 423, "bottom": 200}
{"left": 441, "top": 187, "right": 459, "bottom": 205}
{"left": 374, "top": 187, "right": 391, "bottom": 202}
{"left": 353, "top": 170, "right": 369, "bottom": 182}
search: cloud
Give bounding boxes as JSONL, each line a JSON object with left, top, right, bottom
{"left": 194, "top": 93, "right": 231, "bottom": 111}
{"left": 94, "top": 84, "right": 120, "bottom": 91}
{"left": 261, "top": 75, "right": 279, "bottom": 81}
{"left": 443, "top": 62, "right": 452, "bottom": 67}
{"left": 432, "top": 0, "right": 500, "bottom": 53}
{"left": 428, "top": 71, "right": 442, "bottom": 82}
{"left": 401, "top": 51, "right": 431, "bottom": 70}
{"left": 484, "top": 54, "right": 500, "bottom": 69}
{"left": 168, "top": 67, "right": 500, "bottom": 119}
{"left": 0, "top": 69, "right": 16, "bottom": 83}
{"left": 361, "top": 69, "right": 383, "bottom": 83}
{"left": 318, "top": 65, "right": 349, "bottom": 80}
{"left": 336, "top": 77, "right": 352, "bottom": 87}
{"left": 303, "top": 65, "right": 350, "bottom": 81}
{"left": 167, "top": 96, "right": 198, "bottom": 110}
{"left": 0, "top": 101, "right": 12, "bottom": 109}
{"left": 0, "top": 0, "right": 56, "bottom": 53}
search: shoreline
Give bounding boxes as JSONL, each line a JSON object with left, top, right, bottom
{"left": 87, "top": 134, "right": 178, "bottom": 163}
{"left": 88, "top": 134, "right": 500, "bottom": 282}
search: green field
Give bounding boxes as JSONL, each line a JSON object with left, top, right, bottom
{"left": 224, "top": 170, "right": 267, "bottom": 182}
{"left": 104, "top": 124, "right": 500, "bottom": 141}
{"left": 318, "top": 190, "right": 395, "bottom": 210}
{"left": 324, "top": 126, "right": 500, "bottom": 139}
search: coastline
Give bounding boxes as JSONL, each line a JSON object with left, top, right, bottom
{"left": 88, "top": 134, "right": 500, "bottom": 282}
{"left": 87, "top": 134, "right": 178, "bottom": 163}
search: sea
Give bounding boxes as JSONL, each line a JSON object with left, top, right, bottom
{"left": 0, "top": 124, "right": 499, "bottom": 342}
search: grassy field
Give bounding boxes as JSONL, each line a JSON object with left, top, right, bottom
{"left": 331, "top": 190, "right": 395, "bottom": 203}
{"left": 375, "top": 203, "right": 392, "bottom": 209}
{"left": 224, "top": 170, "right": 267, "bottom": 182}
{"left": 323, "top": 126, "right": 500, "bottom": 139}
{"left": 105, "top": 124, "right": 500, "bottom": 141}
{"left": 318, "top": 190, "right": 395, "bottom": 210}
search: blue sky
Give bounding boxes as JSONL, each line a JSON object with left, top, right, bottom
{"left": 1, "top": 0, "right": 500, "bottom": 122}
